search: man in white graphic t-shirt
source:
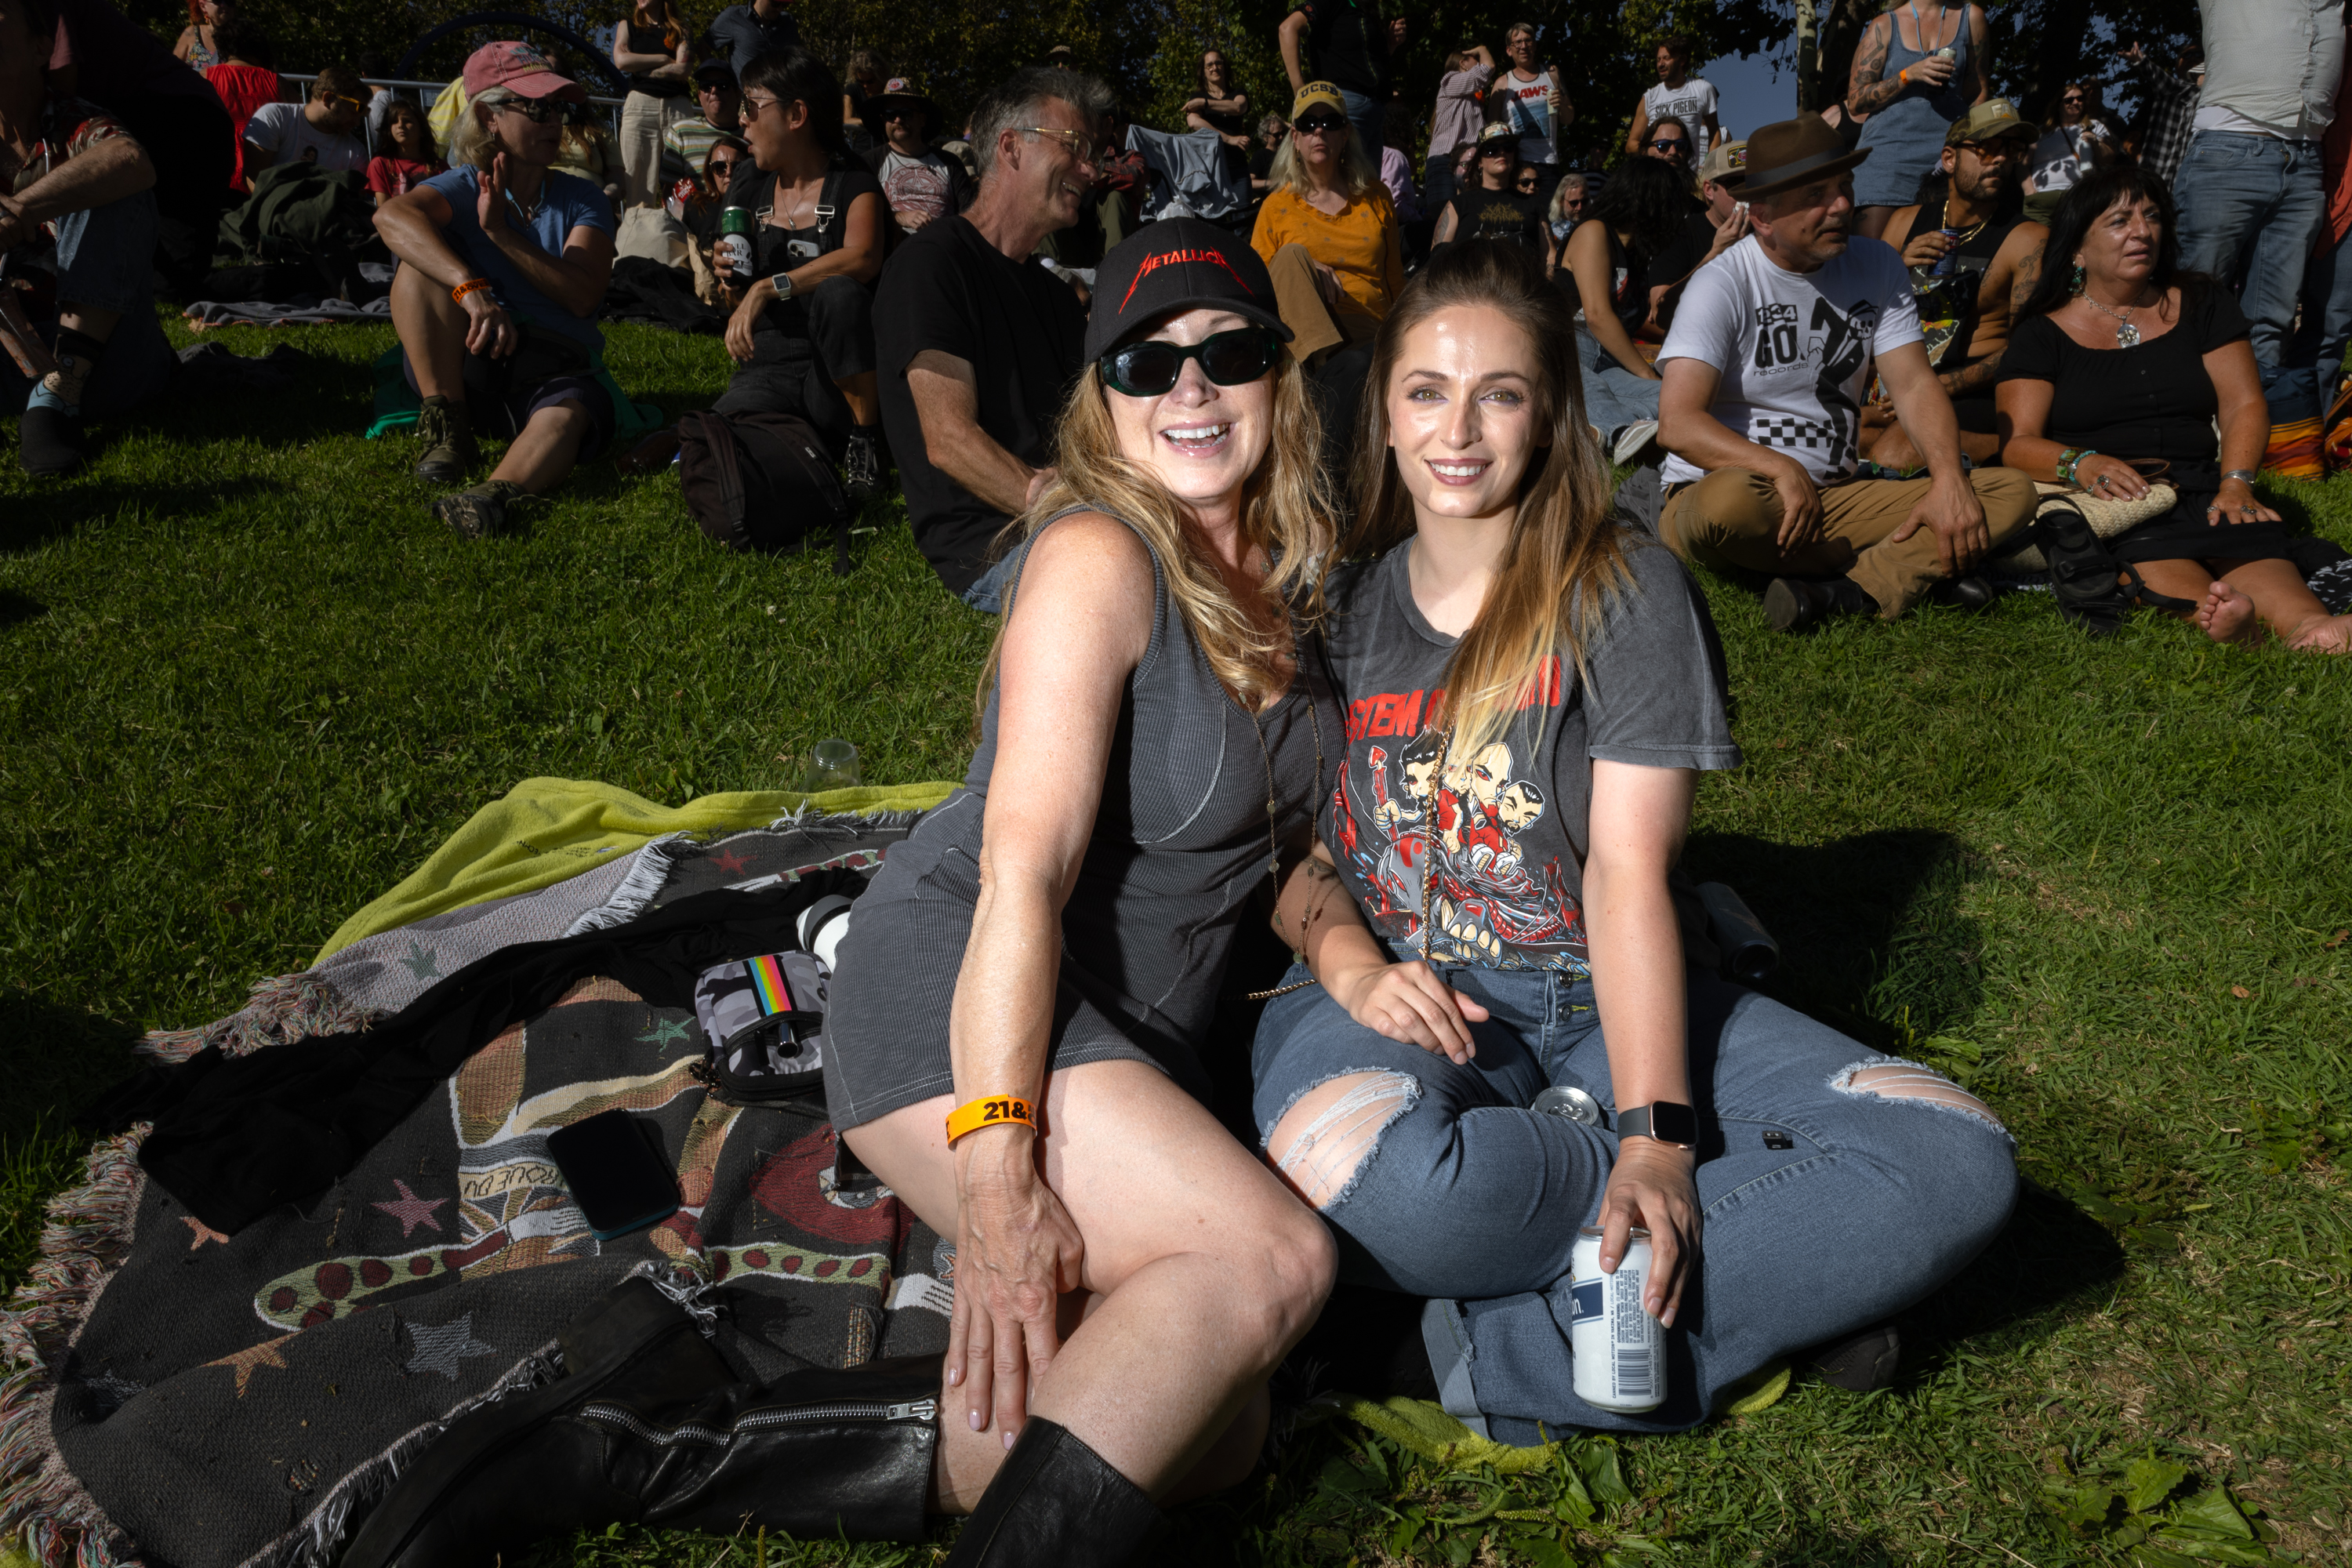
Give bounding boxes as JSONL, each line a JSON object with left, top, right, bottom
{"left": 1624, "top": 36, "right": 1721, "bottom": 161}
{"left": 1499, "top": 20, "right": 1572, "bottom": 205}
{"left": 1655, "top": 114, "right": 2036, "bottom": 631}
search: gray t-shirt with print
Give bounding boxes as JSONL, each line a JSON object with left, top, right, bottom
{"left": 1321, "top": 535, "right": 1740, "bottom": 971}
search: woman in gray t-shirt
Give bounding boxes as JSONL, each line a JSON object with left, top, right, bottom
{"left": 1252, "top": 240, "right": 2019, "bottom": 1436}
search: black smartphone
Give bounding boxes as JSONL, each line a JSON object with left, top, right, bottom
{"left": 546, "top": 1109, "right": 681, "bottom": 1241}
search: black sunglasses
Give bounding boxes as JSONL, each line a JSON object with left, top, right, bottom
{"left": 1294, "top": 114, "right": 1347, "bottom": 135}
{"left": 1100, "top": 327, "right": 1283, "bottom": 397}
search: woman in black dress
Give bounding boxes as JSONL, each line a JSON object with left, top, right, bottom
{"left": 1996, "top": 165, "right": 2352, "bottom": 652}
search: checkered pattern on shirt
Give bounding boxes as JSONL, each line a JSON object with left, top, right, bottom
{"left": 1748, "top": 415, "right": 1845, "bottom": 452}
{"left": 2133, "top": 62, "right": 2199, "bottom": 187}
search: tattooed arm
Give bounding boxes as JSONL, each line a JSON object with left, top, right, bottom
{"left": 1968, "top": 5, "right": 1991, "bottom": 103}
{"left": 1938, "top": 224, "right": 2044, "bottom": 397}
{"left": 1847, "top": 16, "right": 1904, "bottom": 114}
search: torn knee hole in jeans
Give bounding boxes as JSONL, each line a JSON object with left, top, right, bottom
{"left": 1267, "top": 1071, "right": 1419, "bottom": 1210}
{"left": 1832, "top": 1059, "right": 2009, "bottom": 1136}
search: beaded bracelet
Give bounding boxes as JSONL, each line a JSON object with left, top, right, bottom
{"left": 451, "top": 278, "right": 492, "bottom": 305}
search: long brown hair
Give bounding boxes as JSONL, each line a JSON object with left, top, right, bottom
{"left": 987, "top": 347, "right": 1336, "bottom": 714}
{"left": 1345, "top": 240, "right": 1633, "bottom": 755}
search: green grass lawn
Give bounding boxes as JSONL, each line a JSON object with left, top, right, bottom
{"left": 3, "top": 312, "right": 2350, "bottom": 1566}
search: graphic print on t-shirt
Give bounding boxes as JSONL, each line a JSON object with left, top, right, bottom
{"left": 1327, "top": 663, "right": 1588, "bottom": 969}
{"left": 1744, "top": 292, "right": 1880, "bottom": 476}
{"left": 1642, "top": 78, "right": 1718, "bottom": 157}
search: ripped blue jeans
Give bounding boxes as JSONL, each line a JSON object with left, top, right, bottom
{"left": 1250, "top": 962, "right": 2018, "bottom": 1437}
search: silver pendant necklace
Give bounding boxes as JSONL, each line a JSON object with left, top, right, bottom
{"left": 2082, "top": 292, "right": 2147, "bottom": 348}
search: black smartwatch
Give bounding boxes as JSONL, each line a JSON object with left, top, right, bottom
{"left": 1617, "top": 1101, "right": 1699, "bottom": 1149}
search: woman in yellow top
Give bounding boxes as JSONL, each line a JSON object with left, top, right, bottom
{"left": 1251, "top": 82, "right": 1404, "bottom": 363}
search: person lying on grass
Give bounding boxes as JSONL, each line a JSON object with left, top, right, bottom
{"left": 1994, "top": 165, "right": 2352, "bottom": 652}
{"left": 373, "top": 41, "right": 616, "bottom": 539}
{"left": 1250, "top": 238, "right": 2020, "bottom": 1437}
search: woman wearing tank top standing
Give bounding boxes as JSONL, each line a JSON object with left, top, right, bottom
{"left": 822, "top": 220, "right": 1345, "bottom": 1563}
{"left": 1849, "top": 0, "right": 1991, "bottom": 238}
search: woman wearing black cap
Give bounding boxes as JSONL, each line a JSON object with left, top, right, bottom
{"left": 822, "top": 217, "right": 1348, "bottom": 1559}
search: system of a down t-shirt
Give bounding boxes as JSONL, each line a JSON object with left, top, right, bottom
{"left": 1321, "top": 536, "right": 1740, "bottom": 971}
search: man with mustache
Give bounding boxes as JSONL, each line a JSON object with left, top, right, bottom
{"left": 1863, "top": 99, "right": 2046, "bottom": 468}
{"left": 873, "top": 67, "right": 1110, "bottom": 604}
{"left": 1654, "top": 114, "right": 2035, "bottom": 632}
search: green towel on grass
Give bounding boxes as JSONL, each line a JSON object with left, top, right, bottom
{"left": 316, "top": 775, "right": 956, "bottom": 961}
{"left": 363, "top": 343, "right": 664, "bottom": 445}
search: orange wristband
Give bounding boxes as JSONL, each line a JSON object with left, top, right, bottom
{"left": 945, "top": 1094, "right": 1036, "bottom": 1144}
{"left": 452, "top": 278, "right": 492, "bottom": 304}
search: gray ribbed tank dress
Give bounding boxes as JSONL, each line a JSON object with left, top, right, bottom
{"left": 823, "top": 507, "right": 1341, "bottom": 1129}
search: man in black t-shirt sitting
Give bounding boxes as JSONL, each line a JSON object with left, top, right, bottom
{"left": 873, "top": 66, "right": 1110, "bottom": 605}
{"left": 1431, "top": 123, "right": 1552, "bottom": 269}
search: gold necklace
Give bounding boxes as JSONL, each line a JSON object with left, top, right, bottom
{"left": 1420, "top": 726, "right": 1454, "bottom": 960}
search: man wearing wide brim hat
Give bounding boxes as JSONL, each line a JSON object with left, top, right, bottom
{"left": 1859, "top": 98, "right": 2045, "bottom": 472}
{"left": 1653, "top": 112, "right": 2037, "bottom": 632}
{"left": 861, "top": 77, "right": 974, "bottom": 232}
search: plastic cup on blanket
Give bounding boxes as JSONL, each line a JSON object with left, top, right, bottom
{"left": 805, "top": 737, "right": 859, "bottom": 793}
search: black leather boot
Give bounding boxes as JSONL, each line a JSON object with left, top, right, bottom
{"left": 1762, "top": 575, "right": 1879, "bottom": 633}
{"left": 340, "top": 1277, "right": 939, "bottom": 1567}
{"left": 945, "top": 1418, "right": 1164, "bottom": 1567}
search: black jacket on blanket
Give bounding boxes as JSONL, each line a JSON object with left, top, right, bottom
{"left": 93, "top": 879, "right": 853, "bottom": 1234}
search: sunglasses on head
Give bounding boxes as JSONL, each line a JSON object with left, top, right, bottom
{"left": 1099, "top": 327, "right": 1283, "bottom": 397}
{"left": 1294, "top": 114, "right": 1347, "bottom": 135}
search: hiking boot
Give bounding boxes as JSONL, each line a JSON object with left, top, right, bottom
{"left": 432, "top": 479, "right": 525, "bottom": 539}
{"left": 340, "top": 1277, "right": 939, "bottom": 1568}
{"left": 413, "top": 395, "right": 479, "bottom": 485}
{"left": 842, "top": 426, "right": 886, "bottom": 506}
{"left": 18, "top": 405, "right": 86, "bottom": 477}
{"left": 1762, "top": 575, "right": 1878, "bottom": 633}
{"left": 1806, "top": 1319, "right": 1900, "bottom": 1393}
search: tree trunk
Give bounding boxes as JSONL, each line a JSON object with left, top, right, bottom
{"left": 1797, "top": 0, "right": 1821, "bottom": 110}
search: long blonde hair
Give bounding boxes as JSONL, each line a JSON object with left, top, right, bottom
{"left": 1346, "top": 240, "right": 1634, "bottom": 755}
{"left": 1269, "top": 117, "right": 1381, "bottom": 201}
{"left": 450, "top": 85, "right": 516, "bottom": 171}
{"left": 987, "top": 350, "right": 1337, "bottom": 713}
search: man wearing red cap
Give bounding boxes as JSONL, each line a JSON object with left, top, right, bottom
{"left": 374, "top": 42, "right": 619, "bottom": 538}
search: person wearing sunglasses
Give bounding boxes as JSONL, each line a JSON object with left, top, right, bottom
{"left": 1250, "top": 81, "right": 1403, "bottom": 367}
{"left": 1642, "top": 115, "right": 1692, "bottom": 170}
{"left": 859, "top": 75, "right": 973, "bottom": 235}
{"left": 2020, "top": 81, "right": 2113, "bottom": 208}
{"left": 673, "top": 133, "right": 749, "bottom": 305}
{"left": 375, "top": 42, "right": 619, "bottom": 537}
{"left": 1432, "top": 122, "right": 1552, "bottom": 271}
{"left": 827, "top": 217, "right": 1346, "bottom": 1564}
{"left": 1624, "top": 34, "right": 1720, "bottom": 162}
{"left": 239, "top": 63, "right": 368, "bottom": 176}
{"left": 872, "top": 66, "right": 1111, "bottom": 602}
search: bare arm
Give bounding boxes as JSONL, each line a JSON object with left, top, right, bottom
{"left": 1847, "top": 16, "right": 1904, "bottom": 114}
{"left": 2208, "top": 337, "right": 2280, "bottom": 521}
{"left": 721, "top": 191, "right": 886, "bottom": 359}
{"left": 1936, "top": 225, "right": 2042, "bottom": 398}
{"left": 1279, "top": 838, "right": 1491, "bottom": 1064}
{"left": 1279, "top": 10, "right": 1310, "bottom": 93}
{"left": 1432, "top": 201, "right": 1457, "bottom": 244}
{"left": 0, "top": 137, "right": 155, "bottom": 243}
{"left": 1565, "top": 220, "right": 1660, "bottom": 379}
{"left": 611, "top": 20, "right": 678, "bottom": 74}
{"left": 907, "top": 350, "right": 1047, "bottom": 516}
{"left": 1583, "top": 759, "right": 1700, "bottom": 1321}
{"left": 1876, "top": 339, "right": 1991, "bottom": 571}
{"left": 948, "top": 514, "right": 1156, "bottom": 1436}
{"left": 1661, "top": 354, "right": 1827, "bottom": 549}
{"left": 373, "top": 183, "right": 521, "bottom": 357}
{"left": 1625, "top": 96, "right": 1651, "bottom": 158}
{"left": 1969, "top": 5, "right": 1991, "bottom": 103}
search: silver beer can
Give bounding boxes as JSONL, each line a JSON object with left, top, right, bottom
{"left": 1569, "top": 1225, "right": 1667, "bottom": 1412}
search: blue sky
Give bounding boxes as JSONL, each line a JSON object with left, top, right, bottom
{"left": 1697, "top": 50, "right": 1802, "bottom": 141}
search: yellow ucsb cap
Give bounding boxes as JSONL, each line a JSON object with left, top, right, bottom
{"left": 1290, "top": 81, "right": 1347, "bottom": 122}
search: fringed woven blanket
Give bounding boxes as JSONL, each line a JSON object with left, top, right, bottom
{"left": 0, "top": 814, "right": 956, "bottom": 1568}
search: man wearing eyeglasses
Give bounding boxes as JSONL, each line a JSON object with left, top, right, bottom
{"left": 240, "top": 64, "right": 369, "bottom": 176}
{"left": 873, "top": 66, "right": 1110, "bottom": 604}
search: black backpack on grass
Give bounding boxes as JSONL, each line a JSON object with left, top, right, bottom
{"left": 677, "top": 408, "right": 852, "bottom": 575}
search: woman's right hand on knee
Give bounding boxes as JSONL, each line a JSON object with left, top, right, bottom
{"left": 949, "top": 1124, "right": 1085, "bottom": 1446}
{"left": 1326, "top": 958, "right": 1490, "bottom": 1065}
{"left": 462, "top": 291, "right": 517, "bottom": 358}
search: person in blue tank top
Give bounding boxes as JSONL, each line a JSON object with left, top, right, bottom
{"left": 1847, "top": 0, "right": 1991, "bottom": 240}
{"left": 374, "top": 42, "right": 618, "bottom": 539}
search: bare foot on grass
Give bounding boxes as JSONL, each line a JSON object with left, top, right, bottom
{"left": 2285, "top": 612, "right": 2352, "bottom": 654}
{"left": 2195, "top": 581, "right": 2261, "bottom": 645}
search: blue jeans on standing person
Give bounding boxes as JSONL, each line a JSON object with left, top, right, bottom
{"left": 1339, "top": 87, "right": 1384, "bottom": 164}
{"left": 2288, "top": 227, "right": 2352, "bottom": 411}
{"left": 2, "top": 190, "right": 176, "bottom": 417}
{"left": 2173, "top": 131, "right": 2327, "bottom": 387}
{"left": 1574, "top": 324, "right": 1663, "bottom": 439}
{"left": 1250, "top": 960, "right": 2018, "bottom": 1438}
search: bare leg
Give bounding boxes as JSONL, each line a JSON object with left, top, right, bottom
{"left": 488, "top": 401, "right": 591, "bottom": 493}
{"left": 390, "top": 260, "right": 468, "bottom": 401}
{"left": 2131, "top": 557, "right": 2241, "bottom": 636}
{"left": 2215, "top": 556, "right": 2352, "bottom": 652}
{"left": 844, "top": 1058, "right": 1335, "bottom": 1514}
{"left": 53, "top": 304, "right": 121, "bottom": 342}
{"left": 838, "top": 369, "right": 880, "bottom": 426}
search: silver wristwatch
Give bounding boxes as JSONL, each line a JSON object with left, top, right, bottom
{"left": 774, "top": 273, "right": 796, "bottom": 302}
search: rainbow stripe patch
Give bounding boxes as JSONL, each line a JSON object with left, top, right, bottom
{"left": 746, "top": 953, "right": 793, "bottom": 1016}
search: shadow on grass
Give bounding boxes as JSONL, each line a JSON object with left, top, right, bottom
{"left": 0, "top": 586, "right": 43, "bottom": 629}
{"left": 0, "top": 988, "right": 143, "bottom": 1143}
{"left": 1684, "top": 827, "right": 1985, "bottom": 1048}
{"left": 0, "top": 476, "right": 287, "bottom": 554}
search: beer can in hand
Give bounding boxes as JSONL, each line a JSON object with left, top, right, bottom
{"left": 715, "top": 204, "right": 756, "bottom": 277}
{"left": 1570, "top": 1225, "right": 1667, "bottom": 1412}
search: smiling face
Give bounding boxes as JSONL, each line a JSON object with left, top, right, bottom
{"left": 1656, "top": 43, "right": 1687, "bottom": 82}
{"left": 1004, "top": 95, "right": 1102, "bottom": 230}
{"left": 1202, "top": 51, "right": 1229, "bottom": 95}
{"left": 1496, "top": 781, "right": 1545, "bottom": 833}
{"left": 2078, "top": 193, "right": 2162, "bottom": 291}
{"left": 1387, "top": 304, "right": 1548, "bottom": 532}
{"left": 1103, "top": 307, "right": 1276, "bottom": 519}
{"left": 1507, "top": 27, "right": 1536, "bottom": 70}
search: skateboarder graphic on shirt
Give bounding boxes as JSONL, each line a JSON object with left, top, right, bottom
{"left": 1804, "top": 294, "right": 1879, "bottom": 474}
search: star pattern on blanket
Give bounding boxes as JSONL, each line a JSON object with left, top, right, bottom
{"left": 183, "top": 1215, "right": 231, "bottom": 1250}
{"left": 403, "top": 1312, "right": 498, "bottom": 1380}
{"left": 398, "top": 941, "right": 441, "bottom": 980}
{"left": 709, "top": 850, "right": 751, "bottom": 875}
{"left": 638, "top": 1015, "right": 694, "bottom": 1049}
{"left": 209, "top": 1336, "right": 289, "bottom": 1397}
{"left": 372, "top": 1178, "right": 448, "bottom": 1237}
